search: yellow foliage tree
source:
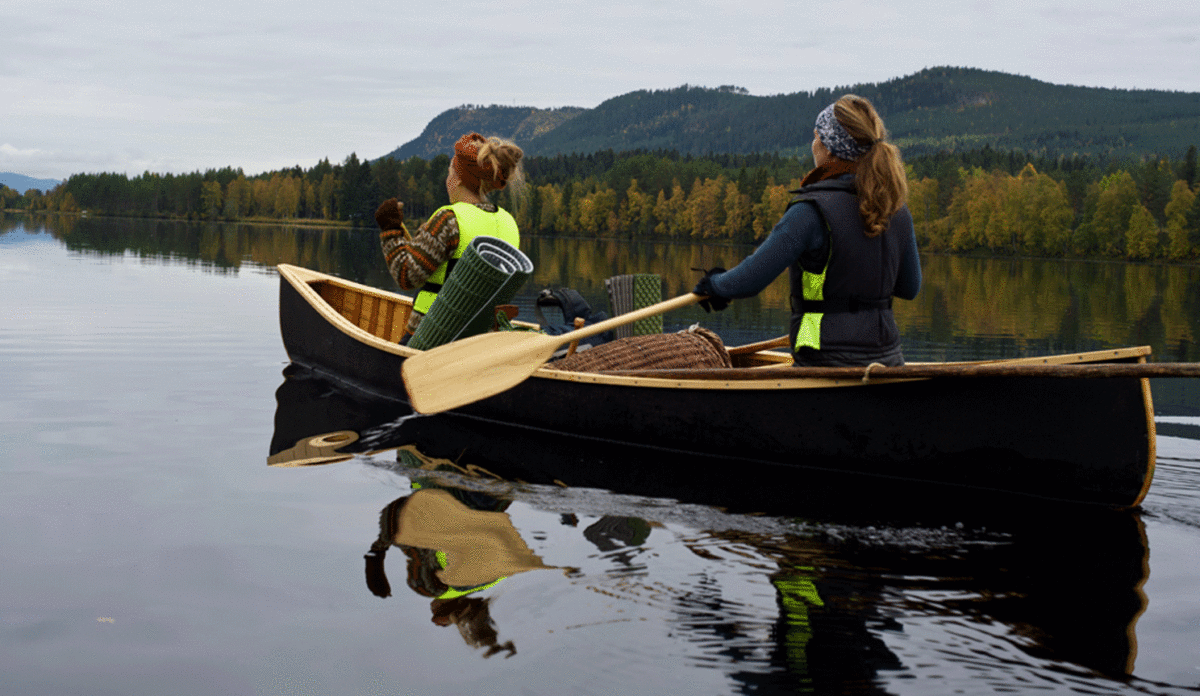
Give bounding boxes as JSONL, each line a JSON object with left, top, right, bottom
{"left": 223, "top": 175, "right": 252, "bottom": 219}
{"left": 577, "top": 185, "right": 618, "bottom": 235}
{"left": 1125, "top": 203, "right": 1159, "bottom": 260}
{"left": 907, "top": 176, "right": 946, "bottom": 249}
{"left": 200, "top": 180, "right": 223, "bottom": 219}
{"left": 751, "top": 183, "right": 791, "bottom": 240}
{"left": 653, "top": 180, "right": 687, "bottom": 237}
{"left": 274, "top": 175, "right": 300, "bottom": 219}
{"left": 722, "top": 179, "right": 752, "bottom": 240}
{"left": 1165, "top": 180, "right": 1197, "bottom": 260}
{"left": 536, "top": 183, "right": 563, "bottom": 234}
{"left": 687, "top": 177, "right": 725, "bottom": 239}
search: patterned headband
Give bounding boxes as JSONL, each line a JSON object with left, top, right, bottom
{"left": 815, "top": 104, "right": 871, "bottom": 162}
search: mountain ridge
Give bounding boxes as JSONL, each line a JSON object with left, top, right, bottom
{"left": 0, "top": 172, "right": 61, "bottom": 193}
{"left": 379, "top": 67, "right": 1200, "bottom": 162}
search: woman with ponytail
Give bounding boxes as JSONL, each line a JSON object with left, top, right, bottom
{"left": 375, "top": 133, "right": 525, "bottom": 339}
{"left": 693, "top": 95, "right": 921, "bottom": 366}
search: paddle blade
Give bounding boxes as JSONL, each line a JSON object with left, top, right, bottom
{"left": 402, "top": 331, "right": 561, "bottom": 414}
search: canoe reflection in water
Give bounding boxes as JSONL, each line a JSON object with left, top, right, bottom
{"left": 269, "top": 366, "right": 1153, "bottom": 687}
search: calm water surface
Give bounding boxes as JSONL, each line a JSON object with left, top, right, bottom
{"left": 3, "top": 215, "right": 1200, "bottom": 695}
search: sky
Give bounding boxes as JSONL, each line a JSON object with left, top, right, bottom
{"left": 3, "top": 0, "right": 1199, "bottom": 182}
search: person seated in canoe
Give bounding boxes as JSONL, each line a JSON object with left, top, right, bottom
{"left": 693, "top": 95, "right": 921, "bottom": 367}
{"left": 375, "top": 132, "right": 525, "bottom": 340}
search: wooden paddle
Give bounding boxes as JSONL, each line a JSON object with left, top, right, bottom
{"left": 402, "top": 292, "right": 704, "bottom": 414}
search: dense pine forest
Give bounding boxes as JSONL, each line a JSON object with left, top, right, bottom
{"left": 6, "top": 144, "right": 1200, "bottom": 262}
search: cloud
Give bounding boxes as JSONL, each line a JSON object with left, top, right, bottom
{"left": 2, "top": 0, "right": 1199, "bottom": 179}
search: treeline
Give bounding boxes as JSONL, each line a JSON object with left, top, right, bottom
{"left": 5, "top": 154, "right": 399, "bottom": 224}
{"left": 11, "top": 144, "right": 1200, "bottom": 261}
{"left": 906, "top": 145, "right": 1200, "bottom": 259}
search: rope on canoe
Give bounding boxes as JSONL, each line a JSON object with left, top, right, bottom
{"left": 862, "top": 362, "right": 887, "bottom": 382}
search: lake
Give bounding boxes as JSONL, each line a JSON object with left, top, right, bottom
{"left": 3, "top": 213, "right": 1200, "bottom": 695}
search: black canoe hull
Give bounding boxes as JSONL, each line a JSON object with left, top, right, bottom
{"left": 276, "top": 264, "right": 1156, "bottom": 508}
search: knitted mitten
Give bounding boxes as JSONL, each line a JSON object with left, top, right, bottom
{"left": 374, "top": 198, "right": 405, "bottom": 231}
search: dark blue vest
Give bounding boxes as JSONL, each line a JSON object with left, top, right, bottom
{"left": 786, "top": 178, "right": 907, "bottom": 364}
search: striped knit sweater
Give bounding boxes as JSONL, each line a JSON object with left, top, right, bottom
{"left": 379, "top": 202, "right": 499, "bottom": 334}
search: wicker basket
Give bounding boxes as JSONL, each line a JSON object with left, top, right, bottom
{"left": 547, "top": 326, "right": 731, "bottom": 373}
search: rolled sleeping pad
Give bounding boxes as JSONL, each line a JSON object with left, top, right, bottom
{"left": 408, "top": 236, "right": 534, "bottom": 350}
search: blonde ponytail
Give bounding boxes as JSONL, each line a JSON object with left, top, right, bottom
{"left": 476, "top": 137, "right": 525, "bottom": 197}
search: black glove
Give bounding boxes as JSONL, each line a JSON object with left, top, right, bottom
{"left": 692, "top": 267, "right": 730, "bottom": 312}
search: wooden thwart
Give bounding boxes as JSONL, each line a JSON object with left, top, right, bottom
{"left": 603, "top": 362, "right": 1200, "bottom": 381}
{"left": 726, "top": 335, "right": 790, "bottom": 355}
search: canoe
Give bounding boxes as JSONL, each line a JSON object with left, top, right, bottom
{"left": 276, "top": 263, "right": 1162, "bottom": 509}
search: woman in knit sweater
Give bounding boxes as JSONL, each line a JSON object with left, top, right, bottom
{"left": 375, "top": 132, "right": 525, "bottom": 340}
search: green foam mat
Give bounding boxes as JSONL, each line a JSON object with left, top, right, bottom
{"left": 408, "top": 236, "right": 533, "bottom": 350}
{"left": 605, "top": 273, "right": 663, "bottom": 338}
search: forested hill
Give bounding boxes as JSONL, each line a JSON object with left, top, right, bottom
{"left": 387, "top": 105, "right": 587, "bottom": 160}
{"left": 380, "top": 67, "right": 1200, "bottom": 162}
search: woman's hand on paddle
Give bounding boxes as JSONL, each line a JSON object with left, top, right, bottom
{"left": 693, "top": 267, "right": 730, "bottom": 312}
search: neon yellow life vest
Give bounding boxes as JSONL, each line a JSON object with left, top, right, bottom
{"left": 794, "top": 242, "right": 831, "bottom": 352}
{"left": 413, "top": 202, "right": 520, "bottom": 315}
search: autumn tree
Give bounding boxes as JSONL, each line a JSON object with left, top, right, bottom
{"left": 947, "top": 168, "right": 1002, "bottom": 252}
{"left": 653, "top": 180, "right": 688, "bottom": 237}
{"left": 619, "top": 178, "right": 655, "bottom": 237}
{"left": 1073, "top": 171, "right": 1139, "bottom": 256}
{"left": 1164, "top": 180, "right": 1196, "bottom": 259}
{"left": 223, "top": 175, "right": 252, "bottom": 219}
{"left": 751, "top": 183, "right": 792, "bottom": 240}
{"left": 687, "top": 176, "right": 725, "bottom": 239}
{"left": 200, "top": 180, "right": 223, "bottom": 219}
{"left": 1125, "top": 203, "right": 1158, "bottom": 260}
{"left": 1187, "top": 184, "right": 1200, "bottom": 251}
{"left": 721, "top": 179, "right": 752, "bottom": 241}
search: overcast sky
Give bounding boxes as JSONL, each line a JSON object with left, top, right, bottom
{"left": 3, "top": 0, "right": 1199, "bottom": 181}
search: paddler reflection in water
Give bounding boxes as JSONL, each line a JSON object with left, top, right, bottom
{"left": 363, "top": 480, "right": 554, "bottom": 658}
{"left": 375, "top": 132, "right": 525, "bottom": 342}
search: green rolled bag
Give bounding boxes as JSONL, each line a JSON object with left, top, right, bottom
{"left": 407, "top": 236, "right": 534, "bottom": 351}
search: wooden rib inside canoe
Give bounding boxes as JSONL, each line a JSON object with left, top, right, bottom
{"left": 311, "top": 279, "right": 412, "bottom": 344}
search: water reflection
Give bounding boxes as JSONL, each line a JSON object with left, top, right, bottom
{"left": 364, "top": 469, "right": 559, "bottom": 658}
{"left": 269, "top": 367, "right": 1154, "bottom": 688}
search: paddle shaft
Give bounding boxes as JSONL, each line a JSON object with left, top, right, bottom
{"left": 554, "top": 292, "right": 703, "bottom": 345}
